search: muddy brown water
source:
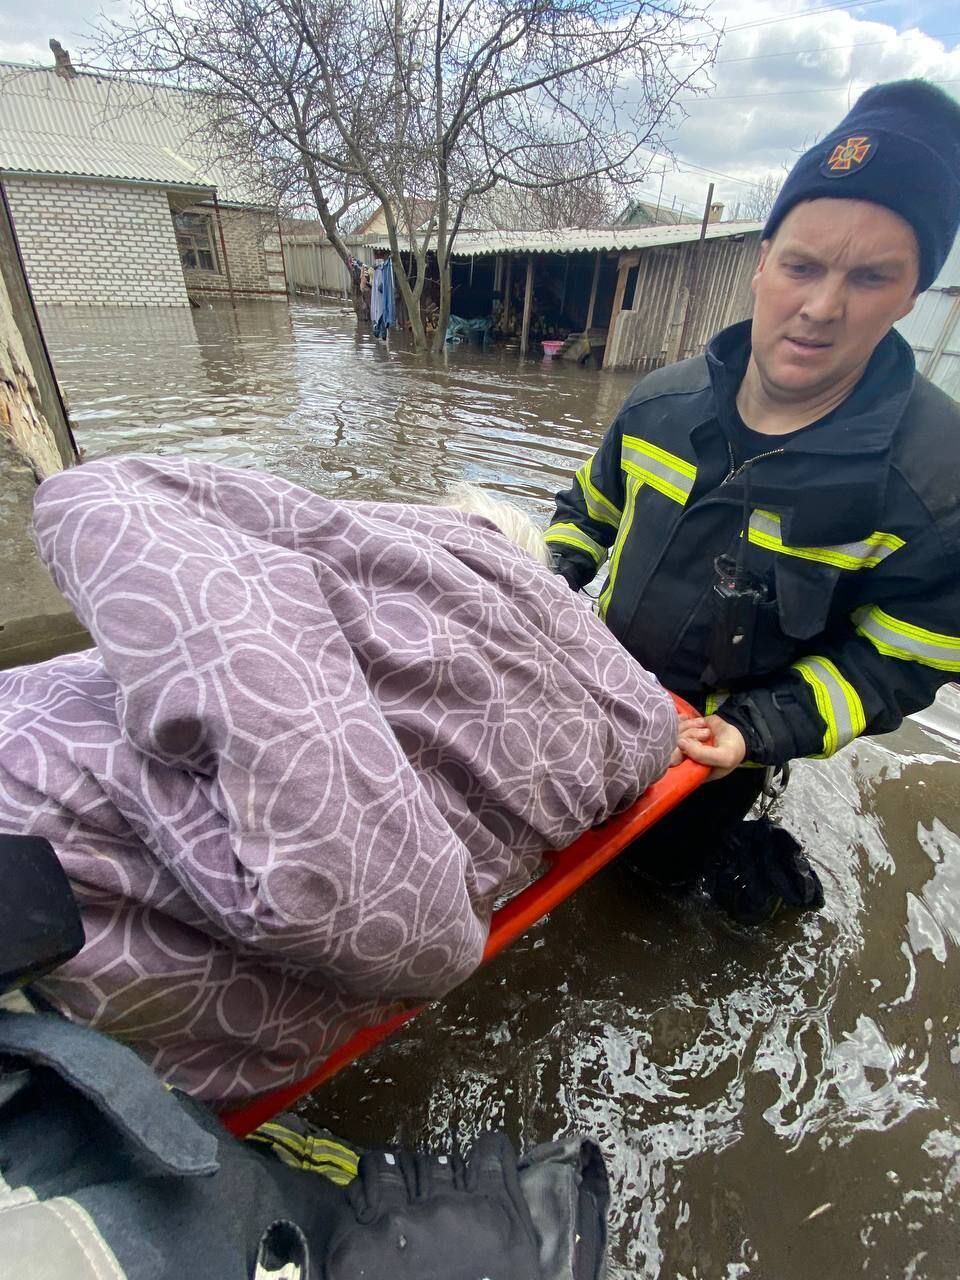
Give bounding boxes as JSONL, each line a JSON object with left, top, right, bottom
{"left": 40, "top": 300, "right": 960, "bottom": 1278}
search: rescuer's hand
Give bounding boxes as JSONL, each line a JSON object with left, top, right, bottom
{"left": 676, "top": 715, "right": 747, "bottom": 781}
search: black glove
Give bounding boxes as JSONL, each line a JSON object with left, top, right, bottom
{"left": 324, "top": 1131, "right": 542, "bottom": 1280}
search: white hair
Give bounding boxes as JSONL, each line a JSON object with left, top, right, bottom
{"left": 442, "top": 482, "right": 552, "bottom": 568}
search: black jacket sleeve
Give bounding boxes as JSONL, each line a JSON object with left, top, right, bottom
{"left": 545, "top": 415, "right": 627, "bottom": 590}
{"left": 717, "top": 521, "right": 960, "bottom": 766}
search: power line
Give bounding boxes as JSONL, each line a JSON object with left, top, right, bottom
{"left": 724, "top": 0, "right": 893, "bottom": 34}
{"left": 679, "top": 76, "right": 960, "bottom": 103}
{"left": 666, "top": 156, "right": 767, "bottom": 189}
{"left": 711, "top": 29, "right": 960, "bottom": 67}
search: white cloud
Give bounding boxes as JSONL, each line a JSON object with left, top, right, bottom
{"left": 0, "top": 1, "right": 129, "bottom": 66}
{"left": 629, "top": 0, "right": 960, "bottom": 219}
{"left": 4, "top": 0, "right": 958, "bottom": 224}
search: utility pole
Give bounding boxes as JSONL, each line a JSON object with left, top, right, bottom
{"left": 677, "top": 183, "right": 714, "bottom": 360}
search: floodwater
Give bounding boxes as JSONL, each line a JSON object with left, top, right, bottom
{"left": 40, "top": 300, "right": 960, "bottom": 1279}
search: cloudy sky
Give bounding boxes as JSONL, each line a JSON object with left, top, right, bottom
{"left": 2, "top": 0, "right": 958, "bottom": 219}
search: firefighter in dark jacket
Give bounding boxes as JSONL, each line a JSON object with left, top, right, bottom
{"left": 547, "top": 79, "right": 960, "bottom": 896}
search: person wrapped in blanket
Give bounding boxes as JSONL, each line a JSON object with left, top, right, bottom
{"left": 0, "top": 834, "right": 610, "bottom": 1280}
{"left": 0, "top": 457, "right": 676, "bottom": 1105}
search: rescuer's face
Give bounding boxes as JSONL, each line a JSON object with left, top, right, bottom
{"left": 750, "top": 198, "right": 919, "bottom": 401}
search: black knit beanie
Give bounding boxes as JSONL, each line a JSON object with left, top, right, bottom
{"left": 763, "top": 79, "right": 960, "bottom": 292}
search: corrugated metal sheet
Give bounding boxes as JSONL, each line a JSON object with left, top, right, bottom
{"left": 897, "top": 229, "right": 960, "bottom": 400}
{"left": 284, "top": 236, "right": 376, "bottom": 296}
{"left": 928, "top": 229, "right": 960, "bottom": 290}
{"left": 897, "top": 289, "right": 954, "bottom": 354}
{"left": 0, "top": 63, "right": 263, "bottom": 203}
{"left": 354, "top": 220, "right": 763, "bottom": 257}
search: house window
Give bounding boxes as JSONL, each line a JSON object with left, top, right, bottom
{"left": 174, "top": 212, "right": 219, "bottom": 272}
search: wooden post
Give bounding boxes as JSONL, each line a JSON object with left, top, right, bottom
{"left": 585, "top": 251, "right": 602, "bottom": 330}
{"left": 276, "top": 217, "right": 290, "bottom": 297}
{"left": 520, "top": 255, "right": 535, "bottom": 356}
{"left": 212, "top": 192, "right": 237, "bottom": 310}
{"left": 677, "top": 183, "right": 714, "bottom": 359}
{"left": 559, "top": 255, "right": 570, "bottom": 316}
{"left": 610, "top": 260, "right": 630, "bottom": 322}
{"left": 603, "top": 257, "right": 632, "bottom": 370}
{"left": 503, "top": 255, "right": 513, "bottom": 330}
{"left": 494, "top": 254, "right": 504, "bottom": 294}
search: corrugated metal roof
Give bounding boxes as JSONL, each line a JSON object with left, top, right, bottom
{"left": 0, "top": 63, "right": 264, "bottom": 202}
{"left": 896, "top": 289, "right": 954, "bottom": 352}
{"left": 432, "top": 221, "right": 764, "bottom": 257}
{"left": 929, "top": 230, "right": 960, "bottom": 290}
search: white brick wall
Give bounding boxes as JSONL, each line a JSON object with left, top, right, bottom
{"left": 5, "top": 176, "right": 189, "bottom": 307}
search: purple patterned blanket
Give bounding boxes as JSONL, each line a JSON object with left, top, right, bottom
{"left": 0, "top": 458, "right": 675, "bottom": 1102}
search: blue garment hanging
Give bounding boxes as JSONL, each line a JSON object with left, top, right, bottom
{"left": 372, "top": 259, "right": 396, "bottom": 339}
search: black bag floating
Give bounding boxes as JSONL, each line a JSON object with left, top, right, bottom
{"left": 705, "top": 815, "right": 825, "bottom": 926}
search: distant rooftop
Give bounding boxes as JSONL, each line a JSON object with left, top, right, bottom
{"left": 616, "top": 196, "right": 700, "bottom": 228}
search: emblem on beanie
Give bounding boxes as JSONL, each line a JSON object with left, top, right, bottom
{"left": 820, "top": 135, "right": 877, "bottom": 177}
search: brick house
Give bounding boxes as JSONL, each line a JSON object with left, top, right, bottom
{"left": 0, "top": 53, "right": 287, "bottom": 306}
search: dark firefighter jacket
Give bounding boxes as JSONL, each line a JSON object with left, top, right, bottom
{"left": 546, "top": 320, "right": 960, "bottom": 767}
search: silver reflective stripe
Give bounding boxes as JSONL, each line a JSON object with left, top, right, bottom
{"left": 544, "top": 521, "right": 608, "bottom": 565}
{"left": 748, "top": 509, "right": 904, "bottom": 570}
{"left": 0, "top": 1165, "right": 36, "bottom": 1208}
{"left": 621, "top": 436, "right": 696, "bottom": 505}
{"left": 0, "top": 1197, "right": 127, "bottom": 1280}
{"left": 853, "top": 605, "right": 960, "bottom": 671}
{"left": 792, "top": 655, "right": 866, "bottom": 756}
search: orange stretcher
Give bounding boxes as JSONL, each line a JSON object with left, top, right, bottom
{"left": 222, "top": 695, "right": 707, "bottom": 1137}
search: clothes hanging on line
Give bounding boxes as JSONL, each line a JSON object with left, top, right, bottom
{"left": 371, "top": 259, "right": 396, "bottom": 339}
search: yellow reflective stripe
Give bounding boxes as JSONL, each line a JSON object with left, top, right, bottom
{"left": 599, "top": 475, "right": 640, "bottom": 621}
{"left": 747, "top": 509, "right": 904, "bottom": 570}
{"left": 255, "top": 1122, "right": 359, "bottom": 1170}
{"left": 544, "top": 522, "right": 607, "bottom": 565}
{"left": 621, "top": 436, "right": 696, "bottom": 506}
{"left": 249, "top": 1124, "right": 360, "bottom": 1181}
{"left": 575, "top": 458, "right": 621, "bottom": 529}
{"left": 792, "top": 655, "right": 867, "bottom": 757}
{"left": 853, "top": 605, "right": 960, "bottom": 672}
{"left": 704, "top": 690, "right": 728, "bottom": 715}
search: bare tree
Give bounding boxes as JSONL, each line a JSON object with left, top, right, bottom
{"left": 738, "top": 171, "right": 784, "bottom": 223}
{"left": 472, "top": 140, "right": 619, "bottom": 229}
{"left": 90, "top": 0, "right": 718, "bottom": 350}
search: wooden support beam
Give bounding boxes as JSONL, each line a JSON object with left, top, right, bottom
{"left": 603, "top": 259, "right": 631, "bottom": 370}
{"left": 610, "top": 260, "right": 630, "bottom": 324}
{"left": 677, "top": 183, "right": 715, "bottom": 360}
{"left": 503, "top": 255, "right": 513, "bottom": 330}
{"left": 585, "top": 251, "right": 602, "bottom": 330}
{"left": 559, "top": 255, "right": 570, "bottom": 315}
{"left": 520, "top": 255, "right": 535, "bottom": 356}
